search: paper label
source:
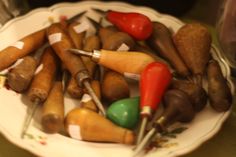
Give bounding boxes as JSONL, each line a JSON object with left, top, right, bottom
{"left": 12, "top": 58, "right": 24, "bottom": 67}
{"left": 73, "top": 21, "right": 90, "bottom": 34}
{"left": 81, "top": 93, "right": 92, "bottom": 103}
{"left": 34, "top": 64, "right": 43, "bottom": 75}
{"left": 117, "top": 43, "right": 130, "bottom": 51}
{"left": 11, "top": 41, "right": 24, "bottom": 49}
{"left": 68, "top": 125, "right": 82, "bottom": 140}
{"left": 48, "top": 33, "right": 62, "bottom": 45}
{"left": 0, "top": 76, "right": 6, "bottom": 89}
{"left": 124, "top": 72, "right": 140, "bottom": 81}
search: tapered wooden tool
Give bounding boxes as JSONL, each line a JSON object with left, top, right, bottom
{"left": 69, "top": 49, "right": 155, "bottom": 75}
{"left": 41, "top": 71, "right": 64, "bottom": 133}
{"left": 65, "top": 108, "right": 134, "bottom": 144}
{"left": 21, "top": 47, "right": 58, "bottom": 138}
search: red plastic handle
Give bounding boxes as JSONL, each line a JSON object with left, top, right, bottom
{"left": 107, "top": 11, "right": 153, "bottom": 40}
{"left": 140, "top": 62, "right": 172, "bottom": 113}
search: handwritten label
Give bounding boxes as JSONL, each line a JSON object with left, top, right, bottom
{"left": 68, "top": 125, "right": 82, "bottom": 140}
{"left": 124, "top": 72, "right": 140, "bottom": 81}
{"left": 73, "top": 21, "right": 90, "bottom": 34}
{"left": 48, "top": 33, "right": 62, "bottom": 45}
{"left": 81, "top": 93, "right": 92, "bottom": 103}
{"left": 117, "top": 43, "right": 130, "bottom": 51}
{"left": 11, "top": 41, "right": 24, "bottom": 49}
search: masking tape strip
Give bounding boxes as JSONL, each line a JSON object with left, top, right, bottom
{"left": 34, "top": 64, "right": 44, "bottom": 75}
{"left": 117, "top": 43, "right": 130, "bottom": 52}
{"left": 68, "top": 125, "right": 82, "bottom": 140}
{"left": 48, "top": 33, "right": 62, "bottom": 45}
{"left": 81, "top": 93, "right": 92, "bottom": 103}
{"left": 11, "top": 41, "right": 24, "bottom": 49}
{"left": 73, "top": 21, "right": 90, "bottom": 34}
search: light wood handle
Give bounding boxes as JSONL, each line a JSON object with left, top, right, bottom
{"left": 28, "top": 47, "right": 58, "bottom": 102}
{"left": 41, "top": 80, "right": 64, "bottom": 133}
{"left": 99, "top": 50, "right": 155, "bottom": 74}
{"left": 65, "top": 108, "right": 134, "bottom": 144}
{"left": 0, "top": 29, "right": 46, "bottom": 71}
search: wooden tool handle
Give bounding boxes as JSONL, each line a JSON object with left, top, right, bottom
{"left": 7, "top": 56, "right": 38, "bottom": 92}
{"left": 98, "top": 26, "right": 117, "bottom": 44}
{"left": 65, "top": 108, "right": 134, "bottom": 144}
{"left": 99, "top": 50, "right": 155, "bottom": 74}
{"left": 82, "top": 35, "right": 100, "bottom": 77}
{"left": 68, "top": 21, "right": 86, "bottom": 49}
{"left": 67, "top": 76, "right": 84, "bottom": 98}
{"left": 41, "top": 80, "right": 64, "bottom": 133}
{"left": 47, "top": 23, "right": 88, "bottom": 78}
{"left": 28, "top": 47, "right": 58, "bottom": 102}
{"left": 0, "top": 29, "right": 46, "bottom": 71}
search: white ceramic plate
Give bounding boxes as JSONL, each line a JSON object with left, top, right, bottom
{"left": 0, "top": 1, "right": 234, "bottom": 157}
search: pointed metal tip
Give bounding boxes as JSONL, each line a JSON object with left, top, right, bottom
{"left": 136, "top": 117, "right": 148, "bottom": 145}
{"left": 86, "top": 16, "right": 101, "bottom": 30}
{"left": 67, "top": 11, "right": 87, "bottom": 24}
{"left": 133, "top": 128, "right": 157, "bottom": 157}
{"left": 68, "top": 49, "right": 93, "bottom": 57}
{"left": 91, "top": 7, "right": 107, "bottom": 15}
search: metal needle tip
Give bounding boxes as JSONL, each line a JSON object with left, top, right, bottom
{"left": 136, "top": 117, "right": 148, "bottom": 144}
{"left": 67, "top": 11, "right": 87, "bottom": 24}
{"left": 20, "top": 99, "right": 40, "bottom": 139}
{"left": 84, "top": 81, "right": 106, "bottom": 116}
{"left": 133, "top": 128, "right": 156, "bottom": 157}
{"left": 68, "top": 49, "right": 93, "bottom": 57}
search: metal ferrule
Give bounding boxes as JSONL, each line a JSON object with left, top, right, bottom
{"left": 140, "top": 106, "right": 152, "bottom": 117}
{"left": 76, "top": 70, "right": 91, "bottom": 87}
{"left": 91, "top": 50, "right": 101, "bottom": 62}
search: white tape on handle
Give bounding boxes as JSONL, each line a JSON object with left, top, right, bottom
{"left": 68, "top": 125, "right": 82, "bottom": 140}
{"left": 117, "top": 43, "right": 130, "bottom": 52}
{"left": 73, "top": 21, "right": 90, "bottom": 34}
{"left": 34, "top": 64, "right": 44, "bottom": 75}
{"left": 48, "top": 33, "right": 62, "bottom": 45}
{"left": 81, "top": 94, "right": 92, "bottom": 103}
{"left": 11, "top": 41, "right": 24, "bottom": 50}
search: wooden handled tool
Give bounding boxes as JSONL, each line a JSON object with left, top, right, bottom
{"left": 7, "top": 56, "right": 38, "bottom": 92}
{"left": 65, "top": 108, "right": 134, "bottom": 144}
{"left": 47, "top": 23, "right": 105, "bottom": 115}
{"left": 41, "top": 70, "right": 64, "bottom": 133}
{"left": 21, "top": 47, "right": 58, "bottom": 138}
{"left": 0, "top": 29, "right": 46, "bottom": 71}
{"left": 69, "top": 49, "right": 155, "bottom": 75}
{"left": 67, "top": 22, "right": 99, "bottom": 98}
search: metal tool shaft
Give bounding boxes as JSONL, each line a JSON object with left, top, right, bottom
{"left": 136, "top": 116, "right": 148, "bottom": 145}
{"left": 69, "top": 49, "right": 93, "bottom": 57}
{"left": 21, "top": 98, "right": 41, "bottom": 138}
{"left": 133, "top": 127, "right": 157, "bottom": 157}
{"left": 84, "top": 80, "right": 106, "bottom": 116}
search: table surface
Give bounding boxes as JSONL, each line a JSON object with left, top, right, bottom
{"left": 1, "top": 0, "right": 236, "bottom": 157}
